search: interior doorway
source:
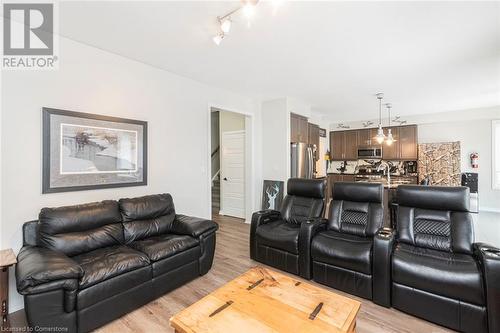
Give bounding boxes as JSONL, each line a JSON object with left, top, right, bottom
{"left": 210, "top": 109, "right": 247, "bottom": 219}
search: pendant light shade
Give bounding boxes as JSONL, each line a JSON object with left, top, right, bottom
{"left": 375, "top": 93, "right": 385, "bottom": 144}
{"left": 384, "top": 103, "right": 396, "bottom": 146}
{"left": 375, "top": 125, "right": 385, "bottom": 144}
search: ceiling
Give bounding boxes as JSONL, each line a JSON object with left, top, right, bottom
{"left": 59, "top": 1, "right": 500, "bottom": 122}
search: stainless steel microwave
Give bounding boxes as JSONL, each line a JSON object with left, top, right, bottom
{"left": 357, "top": 146, "right": 382, "bottom": 159}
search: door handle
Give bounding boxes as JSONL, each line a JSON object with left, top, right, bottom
{"left": 223, "top": 177, "right": 228, "bottom": 181}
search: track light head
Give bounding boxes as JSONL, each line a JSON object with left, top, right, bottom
{"left": 219, "top": 17, "right": 232, "bottom": 34}
{"left": 213, "top": 33, "right": 225, "bottom": 46}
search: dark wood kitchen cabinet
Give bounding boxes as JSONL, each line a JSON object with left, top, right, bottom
{"left": 399, "top": 125, "right": 418, "bottom": 160}
{"left": 357, "top": 128, "right": 378, "bottom": 146}
{"left": 290, "top": 113, "right": 308, "bottom": 143}
{"left": 382, "top": 126, "right": 400, "bottom": 160}
{"left": 331, "top": 125, "right": 418, "bottom": 161}
{"left": 308, "top": 123, "right": 320, "bottom": 160}
{"left": 344, "top": 131, "right": 358, "bottom": 160}
{"left": 329, "top": 130, "right": 358, "bottom": 160}
{"left": 330, "top": 131, "right": 345, "bottom": 160}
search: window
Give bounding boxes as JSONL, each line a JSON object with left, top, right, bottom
{"left": 494, "top": 120, "right": 500, "bottom": 190}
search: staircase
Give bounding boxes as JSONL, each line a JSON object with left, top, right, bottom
{"left": 212, "top": 176, "right": 220, "bottom": 215}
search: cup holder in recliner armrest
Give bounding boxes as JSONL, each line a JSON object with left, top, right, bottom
{"left": 377, "top": 228, "right": 394, "bottom": 239}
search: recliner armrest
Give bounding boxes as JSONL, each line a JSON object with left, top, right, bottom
{"left": 173, "top": 215, "right": 219, "bottom": 238}
{"left": 16, "top": 246, "right": 83, "bottom": 294}
{"left": 298, "top": 218, "right": 327, "bottom": 279}
{"left": 474, "top": 242, "right": 500, "bottom": 333}
{"left": 250, "top": 210, "right": 281, "bottom": 259}
{"left": 373, "top": 227, "right": 395, "bottom": 307}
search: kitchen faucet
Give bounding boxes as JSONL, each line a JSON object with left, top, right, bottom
{"left": 377, "top": 161, "right": 391, "bottom": 187}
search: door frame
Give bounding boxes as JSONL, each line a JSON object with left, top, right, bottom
{"left": 219, "top": 130, "right": 246, "bottom": 218}
{"left": 207, "top": 105, "right": 255, "bottom": 223}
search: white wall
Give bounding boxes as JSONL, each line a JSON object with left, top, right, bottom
{"left": 1, "top": 36, "right": 259, "bottom": 312}
{"left": 418, "top": 118, "right": 500, "bottom": 210}
{"left": 261, "top": 98, "right": 289, "bottom": 182}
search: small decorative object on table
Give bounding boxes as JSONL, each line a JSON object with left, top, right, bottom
{"left": 0, "top": 249, "right": 16, "bottom": 327}
{"left": 261, "top": 180, "right": 284, "bottom": 210}
{"left": 42, "top": 108, "right": 147, "bottom": 193}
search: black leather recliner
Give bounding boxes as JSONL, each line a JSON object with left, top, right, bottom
{"left": 250, "top": 178, "right": 326, "bottom": 279}
{"left": 310, "top": 182, "right": 386, "bottom": 300}
{"left": 375, "top": 185, "right": 500, "bottom": 333}
{"left": 16, "top": 193, "right": 218, "bottom": 333}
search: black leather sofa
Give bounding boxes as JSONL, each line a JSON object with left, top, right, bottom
{"left": 250, "top": 178, "right": 326, "bottom": 279}
{"left": 311, "top": 182, "right": 386, "bottom": 300}
{"left": 375, "top": 185, "right": 500, "bottom": 333}
{"left": 16, "top": 193, "right": 218, "bottom": 333}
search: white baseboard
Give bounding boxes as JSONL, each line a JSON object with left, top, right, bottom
{"left": 479, "top": 207, "right": 500, "bottom": 213}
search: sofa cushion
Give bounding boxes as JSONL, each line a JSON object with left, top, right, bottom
{"left": 119, "top": 194, "right": 176, "bottom": 243}
{"left": 73, "top": 245, "right": 150, "bottom": 289}
{"left": 311, "top": 230, "right": 372, "bottom": 274}
{"left": 130, "top": 234, "right": 199, "bottom": 262}
{"left": 392, "top": 243, "right": 484, "bottom": 305}
{"left": 39, "top": 201, "right": 123, "bottom": 256}
{"left": 152, "top": 246, "right": 201, "bottom": 277}
{"left": 255, "top": 220, "right": 300, "bottom": 254}
{"left": 77, "top": 266, "right": 151, "bottom": 310}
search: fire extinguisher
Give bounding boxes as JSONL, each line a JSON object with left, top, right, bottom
{"left": 470, "top": 153, "right": 479, "bottom": 169}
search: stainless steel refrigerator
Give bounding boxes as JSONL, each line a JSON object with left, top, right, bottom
{"left": 291, "top": 142, "right": 315, "bottom": 179}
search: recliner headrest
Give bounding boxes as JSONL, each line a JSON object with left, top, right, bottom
{"left": 333, "top": 182, "right": 383, "bottom": 203}
{"left": 287, "top": 178, "right": 326, "bottom": 199}
{"left": 397, "top": 185, "right": 470, "bottom": 212}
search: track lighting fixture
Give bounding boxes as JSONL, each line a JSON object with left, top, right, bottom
{"left": 213, "top": 0, "right": 285, "bottom": 46}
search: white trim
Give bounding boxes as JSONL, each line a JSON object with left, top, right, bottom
{"left": 480, "top": 207, "right": 500, "bottom": 213}
{"left": 493, "top": 120, "right": 500, "bottom": 190}
{"left": 207, "top": 104, "right": 255, "bottom": 223}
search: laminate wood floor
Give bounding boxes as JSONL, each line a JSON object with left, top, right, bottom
{"left": 10, "top": 214, "right": 454, "bottom": 333}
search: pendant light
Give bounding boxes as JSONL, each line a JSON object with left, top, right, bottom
{"left": 375, "top": 93, "right": 385, "bottom": 144}
{"left": 385, "top": 103, "right": 395, "bottom": 146}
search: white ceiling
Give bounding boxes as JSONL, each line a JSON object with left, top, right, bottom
{"left": 59, "top": 1, "right": 500, "bottom": 122}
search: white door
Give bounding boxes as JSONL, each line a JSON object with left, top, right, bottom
{"left": 220, "top": 130, "right": 245, "bottom": 219}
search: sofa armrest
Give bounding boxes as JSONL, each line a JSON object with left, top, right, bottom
{"left": 16, "top": 246, "right": 83, "bottom": 294}
{"left": 250, "top": 210, "right": 281, "bottom": 259}
{"left": 373, "top": 227, "right": 396, "bottom": 307}
{"left": 173, "top": 215, "right": 219, "bottom": 237}
{"left": 298, "top": 218, "right": 327, "bottom": 279}
{"left": 474, "top": 242, "right": 500, "bottom": 333}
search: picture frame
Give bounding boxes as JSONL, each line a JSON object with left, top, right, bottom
{"left": 261, "top": 180, "right": 284, "bottom": 211}
{"left": 42, "top": 107, "right": 148, "bottom": 193}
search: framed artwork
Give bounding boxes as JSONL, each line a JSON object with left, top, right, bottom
{"left": 42, "top": 108, "right": 147, "bottom": 193}
{"left": 261, "top": 180, "right": 284, "bottom": 211}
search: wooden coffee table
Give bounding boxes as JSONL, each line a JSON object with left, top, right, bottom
{"left": 170, "top": 267, "right": 360, "bottom": 333}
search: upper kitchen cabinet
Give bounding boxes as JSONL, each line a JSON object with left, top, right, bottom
{"left": 330, "top": 131, "right": 345, "bottom": 160}
{"left": 330, "top": 125, "right": 418, "bottom": 161}
{"left": 399, "top": 125, "right": 418, "bottom": 160}
{"left": 308, "top": 123, "right": 320, "bottom": 160}
{"left": 344, "top": 130, "right": 358, "bottom": 160}
{"left": 329, "top": 130, "right": 358, "bottom": 160}
{"left": 290, "top": 113, "right": 308, "bottom": 143}
{"left": 382, "top": 126, "right": 400, "bottom": 160}
{"left": 357, "top": 128, "right": 378, "bottom": 146}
